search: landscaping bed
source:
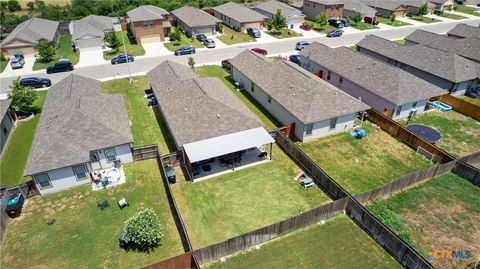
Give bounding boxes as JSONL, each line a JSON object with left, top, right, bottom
{"left": 33, "top": 35, "right": 79, "bottom": 71}
{"left": 103, "top": 31, "right": 145, "bottom": 60}
{"left": 266, "top": 28, "right": 301, "bottom": 39}
{"left": 349, "top": 21, "right": 380, "bottom": 30}
{"left": 409, "top": 16, "right": 442, "bottom": 23}
{"left": 376, "top": 17, "right": 412, "bottom": 27}
{"left": 217, "top": 25, "right": 255, "bottom": 45}
{"left": 163, "top": 27, "right": 204, "bottom": 51}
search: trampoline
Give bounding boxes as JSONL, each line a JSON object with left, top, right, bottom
{"left": 406, "top": 124, "right": 442, "bottom": 144}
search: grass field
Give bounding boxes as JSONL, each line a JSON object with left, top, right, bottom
{"left": 368, "top": 172, "right": 480, "bottom": 269}
{"left": 438, "top": 12, "right": 467, "bottom": 20}
{"left": 0, "top": 91, "right": 47, "bottom": 186}
{"left": 205, "top": 214, "right": 402, "bottom": 269}
{"left": 376, "top": 17, "right": 412, "bottom": 27}
{"left": 349, "top": 21, "right": 380, "bottom": 30}
{"left": 171, "top": 145, "right": 330, "bottom": 248}
{"left": 304, "top": 20, "right": 337, "bottom": 33}
{"left": 409, "top": 16, "right": 442, "bottom": 23}
{"left": 0, "top": 159, "right": 184, "bottom": 269}
{"left": 103, "top": 31, "right": 145, "bottom": 60}
{"left": 406, "top": 110, "right": 480, "bottom": 157}
{"left": 297, "top": 121, "right": 432, "bottom": 195}
{"left": 33, "top": 35, "right": 79, "bottom": 70}
{"left": 266, "top": 28, "right": 301, "bottom": 39}
{"left": 101, "top": 76, "right": 176, "bottom": 154}
{"left": 0, "top": 58, "right": 8, "bottom": 73}
{"left": 164, "top": 27, "right": 204, "bottom": 51}
{"left": 217, "top": 25, "right": 256, "bottom": 45}
{"left": 458, "top": 95, "right": 480, "bottom": 106}
{"left": 455, "top": 5, "right": 480, "bottom": 17}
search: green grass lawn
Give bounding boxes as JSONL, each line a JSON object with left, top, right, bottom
{"left": 0, "top": 91, "right": 47, "bottom": 186}
{"left": 376, "top": 17, "right": 412, "bottom": 27}
{"left": 438, "top": 11, "right": 467, "bottom": 20}
{"left": 217, "top": 25, "right": 256, "bottom": 45}
{"left": 205, "top": 214, "right": 401, "bottom": 269}
{"left": 349, "top": 21, "right": 380, "bottom": 30}
{"left": 394, "top": 39, "right": 406, "bottom": 45}
{"left": 0, "top": 159, "right": 185, "bottom": 269}
{"left": 458, "top": 95, "right": 480, "bottom": 106}
{"left": 195, "top": 65, "right": 281, "bottom": 130}
{"left": 304, "top": 20, "right": 337, "bottom": 33}
{"left": 405, "top": 110, "right": 480, "bottom": 157}
{"left": 0, "top": 58, "right": 8, "bottom": 73}
{"left": 266, "top": 28, "right": 301, "bottom": 39}
{"left": 101, "top": 76, "right": 176, "bottom": 154}
{"left": 33, "top": 35, "right": 79, "bottom": 71}
{"left": 164, "top": 27, "right": 204, "bottom": 51}
{"left": 297, "top": 121, "right": 432, "bottom": 195}
{"left": 103, "top": 31, "right": 146, "bottom": 60}
{"left": 454, "top": 5, "right": 480, "bottom": 16}
{"left": 368, "top": 172, "right": 480, "bottom": 269}
{"left": 409, "top": 16, "right": 442, "bottom": 23}
{"left": 171, "top": 144, "right": 330, "bottom": 248}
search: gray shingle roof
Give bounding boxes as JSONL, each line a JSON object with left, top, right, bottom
{"left": 255, "top": 0, "right": 305, "bottom": 18}
{"left": 147, "top": 61, "right": 261, "bottom": 148}
{"left": 402, "top": 0, "right": 435, "bottom": 8}
{"left": 230, "top": 50, "right": 369, "bottom": 124}
{"left": 127, "top": 5, "right": 169, "bottom": 22}
{"left": 0, "top": 99, "right": 13, "bottom": 121}
{"left": 356, "top": 35, "right": 480, "bottom": 83}
{"left": 289, "top": 0, "right": 304, "bottom": 9}
{"left": 301, "top": 42, "right": 445, "bottom": 105}
{"left": 428, "top": 0, "right": 450, "bottom": 4}
{"left": 308, "top": 0, "right": 345, "bottom": 4}
{"left": 25, "top": 74, "right": 133, "bottom": 176}
{"left": 1, "top": 18, "right": 59, "bottom": 49}
{"left": 171, "top": 6, "right": 221, "bottom": 27}
{"left": 73, "top": 15, "right": 113, "bottom": 40}
{"left": 447, "top": 23, "right": 480, "bottom": 39}
{"left": 344, "top": 0, "right": 377, "bottom": 15}
{"left": 213, "top": 2, "right": 267, "bottom": 23}
{"left": 360, "top": 0, "right": 406, "bottom": 10}
{"left": 405, "top": 29, "right": 480, "bottom": 62}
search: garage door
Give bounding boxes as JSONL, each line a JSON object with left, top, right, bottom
{"left": 243, "top": 22, "right": 263, "bottom": 31}
{"left": 77, "top": 38, "right": 103, "bottom": 49}
{"left": 140, "top": 34, "right": 161, "bottom": 44}
{"left": 7, "top": 46, "right": 35, "bottom": 57}
{"left": 193, "top": 26, "right": 214, "bottom": 36}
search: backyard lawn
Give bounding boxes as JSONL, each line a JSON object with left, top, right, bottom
{"left": 0, "top": 58, "right": 8, "bottom": 73}
{"left": 171, "top": 145, "right": 330, "bottom": 248}
{"left": 163, "top": 27, "right": 204, "bottom": 51}
{"left": 102, "top": 76, "right": 176, "bottom": 154}
{"left": 394, "top": 39, "right": 406, "bottom": 45}
{"left": 0, "top": 91, "right": 47, "bottom": 186}
{"left": 454, "top": 5, "right": 480, "bottom": 16}
{"left": 266, "top": 28, "right": 301, "bottom": 39}
{"left": 406, "top": 110, "right": 480, "bottom": 157}
{"left": 368, "top": 172, "right": 480, "bottom": 269}
{"left": 376, "top": 17, "right": 412, "bottom": 27}
{"left": 33, "top": 35, "right": 79, "bottom": 70}
{"left": 103, "top": 31, "right": 145, "bottom": 60}
{"left": 195, "top": 65, "right": 281, "bottom": 130}
{"left": 458, "top": 95, "right": 480, "bottom": 106}
{"left": 409, "top": 16, "right": 442, "bottom": 23}
{"left": 304, "top": 20, "right": 336, "bottom": 33}
{"left": 217, "top": 25, "right": 255, "bottom": 45}
{"left": 205, "top": 214, "right": 401, "bottom": 269}
{"left": 0, "top": 159, "right": 185, "bottom": 269}
{"left": 297, "top": 121, "right": 432, "bottom": 195}
{"left": 438, "top": 11, "right": 467, "bottom": 20}
{"left": 349, "top": 21, "right": 380, "bottom": 30}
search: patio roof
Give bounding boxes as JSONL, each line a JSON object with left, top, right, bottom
{"left": 183, "top": 127, "right": 274, "bottom": 163}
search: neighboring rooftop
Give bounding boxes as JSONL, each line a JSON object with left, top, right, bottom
{"left": 447, "top": 23, "right": 480, "bottom": 39}
{"left": 344, "top": 0, "right": 377, "bottom": 15}
{"left": 229, "top": 50, "right": 369, "bottom": 124}
{"left": 307, "top": 0, "right": 345, "bottom": 4}
{"left": 127, "top": 5, "right": 169, "bottom": 22}
{"left": 0, "top": 18, "right": 59, "bottom": 48}
{"left": 0, "top": 99, "right": 13, "bottom": 120}
{"left": 147, "top": 61, "right": 261, "bottom": 147}
{"left": 356, "top": 35, "right": 480, "bottom": 83}
{"left": 25, "top": 74, "right": 133, "bottom": 176}
{"left": 171, "top": 6, "right": 221, "bottom": 27}
{"left": 301, "top": 42, "right": 445, "bottom": 105}
{"left": 255, "top": 0, "right": 305, "bottom": 17}
{"left": 213, "top": 2, "right": 267, "bottom": 23}
{"left": 289, "top": 0, "right": 304, "bottom": 9}
{"left": 360, "top": 0, "right": 406, "bottom": 10}
{"left": 402, "top": 0, "right": 435, "bottom": 8}
{"left": 73, "top": 14, "right": 113, "bottom": 40}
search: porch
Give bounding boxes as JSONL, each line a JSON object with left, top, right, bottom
{"left": 91, "top": 165, "right": 126, "bottom": 191}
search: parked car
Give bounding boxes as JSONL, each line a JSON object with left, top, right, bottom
{"left": 465, "top": 89, "right": 480, "bottom": 98}
{"left": 111, "top": 54, "right": 134, "bottom": 64}
{"left": 327, "top": 29, "right": 343, "bottom": 37}
{"left": 10, "top": 57, "right": 25, "bottom": 69}
{"left": 364, "top": 16, "right": 379, "bottom": 25}
{"left": 299, "top": 23, "right": 312, "bottom": 31}
{"left": 196, "top": 34, "right": 207, "bottom": 42}
{"left": 174, "top": 46, "right": 196, "bottom": 56}
{"left": 289, "top": 54, "right": 301, "bottom": 65}
{"left": 295, "top": 41, "right": 310, "bottom": 50}
{"left": 251, "top": 48, "right": 268, "bottom": 55}
{"left": 203, "top": 38, "right": 215, "bottom": 48}
{"left": 247, "top": 27, "right": 261, "bottom": 38}
{"left": 20, "top": 77, "right": 52, "bottom": 88}
{"left": 221, "top": 59, "right": 232, "bottom": 73}
{"left": 328, "top": 19, "right": 348, "bottom": 28}
{"left": 46, "top": 60, "right": 74, "bottom": 74}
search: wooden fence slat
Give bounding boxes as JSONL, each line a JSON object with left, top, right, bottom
{"left": 431, "top": 95, "right": 480, "bottom": 122}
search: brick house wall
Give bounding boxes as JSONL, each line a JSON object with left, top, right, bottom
{"left": 303, "top": 0, "right": 344, "bottom": 20}
{"left": 130, "top": 19, "right": 168, "bottom": 44}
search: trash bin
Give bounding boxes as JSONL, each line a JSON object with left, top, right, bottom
{"left": 5, "top": 193, "right": 25, "bottom": 218}
{"left": 165, "top": 165, "right": 176, "bottom": 184}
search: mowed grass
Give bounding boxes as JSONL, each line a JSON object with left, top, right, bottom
{"left": 33, "top": 35, "right": 79, "bottom": 70}
{"left": 458, "top": 95, "right": 480, "bottom": 106}
{"left": 368, "top": 172, "right": 480, "bottom": 269}
{"left": 205, "top": 214, "right": 402, "bottom": 269}
{"left": 266, "top": 28, "right": 301, "bottom": 39}
{"left": 217, "top": 25, "right": 256, "bottom": 45}
{"left": 101, "top": 76, "right": 176, "bottom": 154}
{"left": 376, "top": 17, "right": 412, "bottom": 27}
{"left": 103, "top": 31, "right": 145, "bottom": 60}
{"left": 406, "top": 110, "right": 480, "bottom": 157}
{"left": 438, "top": 12, "right": 467, "bottom": 20}
{"left": 195, "top": 65, "right": 281, "bottom": 130}
{"left": 0, "top": 160, "right": 185, "bottom": 269}
{"left": 297, "top": 121, "right": 432, "bottom": 195}
{"left": 163, "top": 27, "right": 204, "bottom": 51}
{"left": 0, "top": 91, "right": 47, "bottom": 186}
{"left": 350, "top": 21, "right": 380, "bottom": 30}
{"left": 171, "top": 145, "right": 330, "bottom": 248}
{"left": 304, "top": 20, "right": 337, "bottom": 33}
{"left": 0, "top": 58, "right": 8, "bottom": 73}
{"left": 409, "top": 16, "right": 442, "bottom": 23}
{"left": 455, "top": 5, "right": 480, "bottom": 17}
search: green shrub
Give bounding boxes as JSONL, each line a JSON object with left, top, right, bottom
{"left": 124, "top": 208, "right": 163, "bottom": 251}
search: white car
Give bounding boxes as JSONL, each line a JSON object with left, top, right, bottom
{"left": 203, "top": 38, "right": 215, "bottom": 48}
{"left": 295, "top": 41, "right": 310, "bottom": 50}
{"left": 10, "top": 57, "right": 25, "bottom": 69}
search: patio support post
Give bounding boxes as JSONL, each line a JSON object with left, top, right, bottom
{"left": 269, "top": 142, "right": 273, "bottom": 160}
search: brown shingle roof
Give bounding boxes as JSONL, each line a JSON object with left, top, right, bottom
{"left": 171, "top": 6, "right": 221, "bottom": 27}
{"left": 213, "top": 2, "right": 267, "bottom": 23}
{"left": 127, "top": 5, "right": 169, "bottom": 22}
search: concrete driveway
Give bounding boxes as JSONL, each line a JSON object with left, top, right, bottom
{"left": 77, "top": 47, "right": 107, "bottom": 67}
{"left": 2, "top": 55, "right": 36, "bottom": 76}
{"left": 142, "top": 42, "right": 170, "bottom": 57}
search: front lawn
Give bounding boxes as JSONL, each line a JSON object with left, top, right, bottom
{"left": 0, "top": 58, "right": 8, "bottom": 73}
{"left": 217, "top": 25, "right": 256, "bottom": 45}
{"left": 171, "top": 144, "right": 330, "bottom": 248}
{"left": 297, "top": 121, "right": 432, "bottom": 195}
{"left": 458, "top": 95, "right": 480, "bottom": 106}
{"left": 266, "top": 28, "right": 301, "bottom": 39}
{"left": 409, "top": 16, "right": 442, "bottom": 23}
{"left": 0, "top": 91, "right": 47, "bottom": 186}
{"left": 376, "top": 17, "right": 412, "bottom": 27}
{"left": 205, "top": 214, "right": 401, "bottom": 269}
{"left": 33, "top": 35, "right": 79, "bottom": 71}
{"left": 454, "top": 5, "right": 480, "bottom": 16}
{"left": 103, "top": 31, "right": 145, "bottom": 60}
{"left": 349, "top": 21, "right": 380, "bottom": 30}
{"left": 304, "top": 20, "right": 337, "bottom": 33}
{"left": 163, "top": 27, "right": 204, "bottom": 51}
{"left": 102, "top": 76, "right": 176, "bottom": 154}
{"left": 0, "top": 159, "right": 185, "bottom": 269}
{"left": 438, "top": 11, "right": 467, "bottom": 20}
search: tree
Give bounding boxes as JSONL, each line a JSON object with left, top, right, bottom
{"left": 7, "top": 0, "right": 21, "bottom": 12}
{"left": 267, "top": 9, "right": 287, "bottom": 33}
{"left": 123, "top": 208, "right": 163, "bottom": 251}
{"left": 187, "top": 57, "right": 195, "bottom": 69}
{"left": 104, "top": 29, "right": 122, "bottom": 52}
{"left": 351, "top": 12, "right": 362, "bottom": 24}
{"left": 8, "top": 77, "right": 38, "bottom": 112}
{"left": 390, "top": 14, "right": 396, "bottom": 24}
{"left": 26, "top": 1, "right": 35, "bottom": 11}
{"left": 168, "top": 28, "right": 182, "bottom": 45}
{"left": 418, "top": 3, "right": 429, "bottom": 16}
{"left": 447, "top": 5, "right": 453, "bottom": 12}
{"left": 35, "top": 40, "right": 55, "bottom": 63}
{"left": 315, "top": 12, "right": 328, "bottom": 30}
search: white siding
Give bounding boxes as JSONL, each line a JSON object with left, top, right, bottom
{"left": 302, "top": 114, "right": 356, "bottom": 142}
{"left": 92, "top": 144, "right": 133, "bottom": 169}
{"left": 392, "top": 100, "right": 427, "bottom": 120}
{"left": 35, "top": 165, "right": 90, "bottom": 195}
{"left": 0, "top": 111, "right": 15, "bottom": 155}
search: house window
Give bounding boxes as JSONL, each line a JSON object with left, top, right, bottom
{"left": 104, "top": 148, "right": 117, "bottom": 162}
{"left": 72, "top": 165, "right": 87, "bottom": 180}
{"left": 35, "top": 173, "right": 52, "bottom": 189}
{"left": 305, "top": 123, "right": 313, "bottom": 135}
{"left": 327, "top": 71, "right": 331, "bottom": 80}
{"left": 143, "top": 20, "right": 154, "bottom": 28}
{"left": 395, "top": 105, "right": 402, "bottom": 116}
{"left": 339, "top": 76, "right": 343, "bottom": 85}
{"left": 251, "top": 82, "right": 254, "bottom": 93}
{"left": 329, "top": 117, "right": 337, "bottom": 130}
{"left": 267, "top": 95, "right": 271, "bottom": 103}
{"left": 412, "top": 102, "right": 417, "bottom": 109}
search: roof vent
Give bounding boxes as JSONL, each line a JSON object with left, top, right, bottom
{"left": 334, "top": 91, "right": 338, "bottom": 95}
{"left": 466, "top": 64, "right": 470, "bottom": 68}
{"left": 357, "top": 66, "right": 361, "bottom": 69}
{"left": 372, "top": 73, "right": 376, "bottom": 76}
{"left": 168, "top": 88, "right": 173, "bottom": 91}
{"left": 216, "top": 114, "right": 221, "bottom": 118}
{"left": 184, "top": 108, "right": 188, "bottom": 111}
{"left": 437, "top": 58, "right": 441, "bottom": 61}
{"left": 292, "top": 93, "right": 296, "bottom": 96}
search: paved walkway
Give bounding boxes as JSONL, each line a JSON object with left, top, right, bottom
{"left": 1, "top": 56, "right": 36, "bottom": 77}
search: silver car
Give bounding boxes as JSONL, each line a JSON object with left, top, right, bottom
{"left": 10, "top": 57, "right": 25, "bottom": 69}
{"left": 203, "top": 38, "right": 215, "bottom": 48}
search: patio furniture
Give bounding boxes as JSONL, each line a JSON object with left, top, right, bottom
{"left": 301, "top": 177, "right": 314, "bottom": 189}
{"left": 118, "top": 198, "right": 128, "bottom": 209}
{"left": 114, "top": 159, "right": 122, "bottom": 169}
{"left": 258, "top": 151, "right": 268, "bottom": 160}
{"left": 98, "top": 200, "right": 109, "bottom": 210}
{"left": 192, "top": 165, "right": 201, "bottom": 176}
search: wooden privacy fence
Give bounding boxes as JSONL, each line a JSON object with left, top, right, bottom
{"left": 194, "top": 197, "right": 349, "bottom": 265}
{"left": 432, "top": 95, "right": 480, "bottom": 121}
{"left": 0, "top": 195, "right": 10, "bottom": 244}
{"left": 131, "top": 144, "right": 159, "bottom": 161}
{"left": 142, "top": 251, "right": 199, "bottom": 269}
{"left": 0, "top": 180, "right": 39, "bottom": 199}
{"left": 452, "top": 161, "right": 480, "bottom": 186}
{"left": 367, "top": 109, "right": 455, "bottom": 164}
{"left": 459, "top": 151, "right": 480, "bottom": 165}
{"left": 160, "top": 151, "right": 183, "bottom": 167}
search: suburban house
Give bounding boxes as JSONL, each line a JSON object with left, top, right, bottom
{"left": 171, "top": 6, "right": 221, "bottom": 37}
{"left": 289, "top": 0, "right": 305, "bottom": 10}
{"left": 447, "top": 23, "right": 480, "bottom": 39}
{"left": 343, "top": 0, "right": 377, "bottom": 18}
{"left": 361, "top": 0, "right": 408, "bottom": 18}
{"left": 356, "top": 35, "right": 480, "bottom": 95}
{"left": 212, "top": 2, "right": 267, "bottom": 32}
{"left": 300, "top": 42, "right": 445, "bottom": 120}
{"left": 253, "top": 0, "right": 306, "bottom": 27}
{"left": 0, "top": 17, "right": 60, "bottom": 57}
{"left": 405, "top": 29, "right": 480, "bottom": 63}
{"left": 0, "top": 99, "right": 17, "bottom": 155}
{"left": 25, "top": 74, "right": 133, "bottom": 195}
{"left": 230, "top": 50, "right": 369, "bottom": 142}
{"left": 302, "top": 0, "right": 345, "bottom": 20}
{"left": 147, "top": 61, "right": 274, "bottom": 181}
{"left": 402, "top": 0, "right": 435, "bottom": 15}
{"left": 72, "top": 14, "right": 113, "bottom": 50}
{"left": 427, "top": 0, "right": 455, "bottom": 11}
{"left": 127, "top": 5, "right": 171, "bottom": 44}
